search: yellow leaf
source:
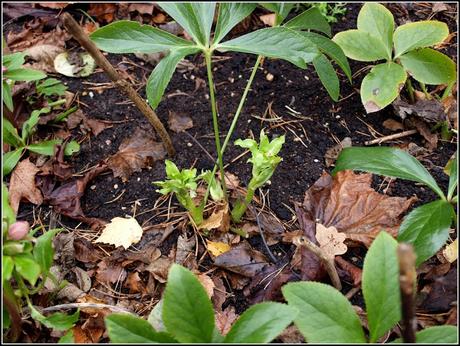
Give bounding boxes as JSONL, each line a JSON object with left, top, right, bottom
{"left": 206, "top": 240, "right": 231, "bottom": 257}
{"left": 443, "top": 239, "right": 457, "bottom": 263}
{"left": 95, "top": 217, "right": 143, "bottom": 249}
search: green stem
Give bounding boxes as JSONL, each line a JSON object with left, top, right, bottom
{"left": 406, "top": 78, "right": 415, "bottom": 104}
{"left": 204, "top": 55, "right": 263, "bottom": 205}
{"left": 441, "top": 80, "right": 455, "bottom": 101}
{"left": 419, "top": 82, "right": 430, "bottom": 100}
{"left": 185, "top": 195, "right": 203, "bottom": 226}
{"left": 231, "top": 184, "right": 256, "bottom": 223}
{"left": 47, "top": 99, "right": 66, "bottom": 108}
{"left": 204, "top": 51, "right": 227, "bottom": 199}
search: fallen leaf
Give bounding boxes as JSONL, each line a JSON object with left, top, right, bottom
{"left": 134, "top": 52, "right": 166, "bottom": 66}
{"left": 206, "top": 240, "right": 231, "bottom": 257}
{"left": 408, "top": 117, "right": 438, "bottom": 150}
{"left": 199, "top": 203, "right": 230, "bottom": 232}
{"left": 175, "top": 235, "right": 196, "bottom": 269}
{"left": 8, "top": 24, "right": 70, "bottom": 53}
{"left": 168, "top": 111, "right": 193, "bottom": 133}
{"left": 107, "top": 129, "right": 166, "bottom": 182}
{"left": 88, "top": 4, "right": 118, "bottom": 23}
{"left": 36, "top": 3, "right": 69, "bottom": 9}
{"left": 259, "top": 13, "right": 276, "bottom": 26}
{"left": 74, "top": 238, "right": 103, "bottom": 263}
{"left": 9, "top": 158, "right": 43, "bottom": 214}
{"left": 335, "top": 256, "right": 362, "bottom": 286}
{"left": 277, "top": 325, "right": 305, "bottom": 344}
{"left": 95, "top": 217, "right": 143, "bottom": 249}
{"left": 126, "top": 272, "right": 146, "bottom": 294}
{"left": 442, "top": 239, "right": 457, "bottom": 263}
{"left": 145, "top": 256, "right": 173, "bottom": 283}
{"left": 383, "top": 119, "right": 404, "bottom": 131}
{"left": 214, "top": 242, "right": 269, "bottom": 277}
{"left": 54, "top": 52, "right": 96, "bottom": 77}
{"left": 66, "top": 109, "right": 112, "bottom": 136}
{"left": 216, "top": 307, "right": 238, "bottom": 336}
{"left": 25, "top": 44, "right": 65, "bottom": 73}
{"left": 324, "top": 137, "right": 352, "bottom": 167}
{"left": 96, "top": 259, "right": 127, "bottom": 284}
{"left": 315, "top": 223, "right": 347, "bottom": 259}
{"left": 197, "top": 273, "right": 215, "bottom": 299}
{"left": 418, "top": 267, "right": 457, "bottom": 312}
{"left": 73, "top": 267, "right": 92, "bottom": 293}
{"left": 393, "top": 98, "right": 446, "bottom": 123}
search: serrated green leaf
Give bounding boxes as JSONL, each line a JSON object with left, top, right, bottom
{"left": 58, "top": 329, "right": 74, "bottom": 343}
{"left": 394, "top": 20, "right": 449, "bottom": 57}
{"left": 360, "top": 62, "right": 407, "bottom": 113}
{"left": 282, "top": 282, "right": 366, "bottom": 343}
{"left": 447, "top": 152, "right": 457, "bottom": 201}
{"left": 362, "top": 231, "right": 401, "bottom": 342}
{"left": 313, "top": 53, "right": 339, "bottom": 101}
{"left": 3, "top": 52, "right": 27, "bottom": 70}
{"left": 159, "top": 3, "right": 216, "bottom": 46}
{"left": 146, "top": 47, "right": 199, "bottom": 110}
{"left": 213, "top": 3, "right": 256, "bottom": 44}
{"left": 2, "top": 256, "right": 14, "bottom": 283}
{"left": 36, "top": 78, "right": 67, "bottom": 97}
{"left": 91, "top": 20, "right": 196, "bottom": 53}
{"left": 33, "top": 229, "right": 60, "bottom": 275}
{"left": 2, "top": 183, "right": 16, "bottom": 225}
{"left": 105, "top": 313, "right": 177, "bottom": 343}
{"left": 64, "top": 140, "right": 80, "bottom": 156}
{"left": 333, "top": 29, "right": 389, "bottom": 62}
{"left": 284, "top": 7, "right": 331, "bottom": 36}
{"left": 163, "top": 264, "right": 215, "bottom": 343}
{"left": 398, "top": 200, "right": 455, "bottom": 266}
{"left": 22, "top": 107, "right": 51, "bottom": 142}
{"left": 300, "top": 31, "right": 351, "bottom": 81}
{"left": 218, "top": 27, "right": 319, "bottom": 68}
{"left": 415, "top": 326, "right": 458, "bottom": 343}
{"left": 3, "top": 148, "right": 24, "bottom": 176}
{"left": 224, "top": 302, "right": 297, "bottom": 343}
{"left": 333, "top": 147, "right": 444, "bottom": 199}
{"left": 14, "top": 253, "right": 41, "bottom": 286}
{"left": 3, "top": 68, "right": 46, "bottom": 81}
{"left": 357, "top": 3, "right": 394, "bottom": 59}
{"left": 399, "top": 48, "right": 456, "bottom": 85}
{"left": 3, "top": 117, "right": 23, "bottom": 148}
{"left": 29, "top": 305, "right": 79, "bottom": 331}
{"left": 2, "top": 80, "right": 14, "bottom": 111}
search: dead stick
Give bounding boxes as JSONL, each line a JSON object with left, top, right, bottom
{"left": 61, "top": 13, "right": 175, "bottom": 156}
{"left": 398, "top": 243, "right": 417, "bottom": 343}
{"left": 294, "top": 236, "right": 342, "bottom": 291}
{"left": 32, "top": 303, "right": 133, "bottom": 314}
{"left": 365, "top": 130, "right": 417, "bottom": 146}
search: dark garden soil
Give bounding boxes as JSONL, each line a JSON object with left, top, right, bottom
{"left": 3, "top": 2, "right": 458, "bottom": 343}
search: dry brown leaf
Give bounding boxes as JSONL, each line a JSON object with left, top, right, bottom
{"left": 145, "top": 256, "right": 173, "bottom": 283}
{"left": 36, "top": 3, "right": 69, "bottom": 9}
{"left": 25, "top": 44, "right": 65, "bottom": 73}
{"left": 95, "top": 217, "right": 143, "bottom": 249}
{"left": 9, "top": 158, "right": 43, "bottom": 214}
{"left": 96, "top": 259, "right": 127, "bottom": 284}
{"left": 315, "top": 223, "right": 347, "bottom": 259}
{"left": 216, "top": 307, "right": 238, "bottom": 336}
{"left": 383, "top": 119, "right": 404, "bottom": 131}
{"left": 88, "top": 4, "right": 118, "bottom": 23}
{"left": 126, "top": 272, "right": 146, "bottom": 294}
{"left": 107, "top": 129, "right": 166, "bottom": 182}
{"left": 128, "top": 3, "right": 154, "bottom": 15}
{"left": 442, "top": 239, "right": 457, "bottom": 263}
{"left": 259, "top": 13, "right": 276, "bottom": 26}
{"left": 199, "top": 203, "right": 230, "bottom": 232}
{"left": 206, "top": 240, "right": 231, "bottom": 257}
{"left": 214, "top": 242, "right": 269, "bottom": 277}
{"left": 197, "top": 274, "right": 215, "bottom": 299}
{"left": 324, "top": 137, "right": 352, "bottom": 167}
{"left": 168, "top": 111, "right": 193, "bottom": 133}
{"left": 8, "top": 25, "right": 70, "bottom": 56}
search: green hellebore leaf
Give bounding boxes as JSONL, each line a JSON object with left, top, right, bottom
{"left": 313, "top": 53, "right": 339, "bottom": 101}
{"left": 414, "top": 326, "right": 458, "bottom": 343}
{"left": 2, "top": 52, "right": 27, "bottom": 70}
{"left": 33, "top": 229, "right": 61, "bottom": 275}
{"left": 362, "top": 231, "right": 401, "bottom": 342}
{"left": 3, "top": 68, "right": 46, "bottom": 81}
{"left": 58, "top": 330, "right": 75, "bottom": 343}
{"left": 3, "top": 80, "right": 14, "bottom": 112}
{"left": 213, "top": 3, "right": 257, "bottom": 45}
{"left": 333, "top": 29, "right": 389, "bottom": 62}
{"left": 2, "top": 182, "right": 16, "bottom": 225}
{"left": 2, "top": 256, "right": 14, "bottom": 283}
{"left": 3, "top": 117, "right": 23, "bottom": 147}
{"left": 27, "top": 140, "right": 61, "bottom": 156}
{"left": 13, "top": 253, "right": 41, "bottom": 286}
{"left": 399, "top": 48, "right": 456, "bottom": 85}
{"left": 284, "top": 7, "right": 331, "bottom": 36}
{"left": 360, "top": 62, "right": 406, "bottom": 113}
{"left": 394, "top": 20, "right": 449, "bottom": 57}
{"left": 3, "top": 148, "right": 24, "bottom": 176}
{"left": 398, "top": 200, "right": 455, "bottom": 266}
{"left": 259, "top": 3, "right": 294, "bottom": 25}
{"left": 29, "top": 304, "right": 79, "bottom": 331}
{"left": 447, "top": 152, "right": 457, "bottom": 201}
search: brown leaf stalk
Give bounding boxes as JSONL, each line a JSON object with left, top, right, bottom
{"left": 61, "top": 13, "right": 175, "bottom": 156}
{"left": 398, "top": 243, "right": 417, "bottom": 343}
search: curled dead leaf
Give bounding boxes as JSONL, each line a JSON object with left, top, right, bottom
{"left": 214, "top": 242, "right": 269, "bottom": 277}
{"left": 315, "top": 224, "right": 347, "bottom": 259}
{"left": 168, "top": 111, "right": 193, "bottom": 133}
{"left": 95, "top": 217, "right": 143, "bottom": 249}
{"left": 9, "top": 158, "right": 43, "bottom": 214}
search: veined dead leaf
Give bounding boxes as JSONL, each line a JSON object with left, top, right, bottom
{"left": 442, "top": 239, "right": 457, "bottom": 263}
{"left": 9, "top": 158, "right": 43, "bottom": 214}
{"left": 198, "top": 203, "right": 230, "bottom": 232}
{"left": 168, "top": 111, "right": 193, "bottom": 133}
{"left": 197, "top": 273, "right": 215, "bottom": 299}
{"left": 315, "top": 223, "right": 347, "bottom": 259}
{"left": 206, "top": 240, "right": 231, "bottom": 257}
{"left": 259, "top": 13, "right": 276, "bottom": 27}
{"left": 216, "top": 307, "right": 238, "bottom": 336}
{"left": 95, "top": 217, "right": 143, "bottom": 249}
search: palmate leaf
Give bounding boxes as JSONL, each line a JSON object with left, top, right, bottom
{"left": 333, "top": 29, "right": 389, "bottom": 62}
{"left": 213, "top": 3, "right": 257, "bottom": 45}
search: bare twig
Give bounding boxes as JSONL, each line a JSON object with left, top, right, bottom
{"left": 365, "top": 130, "right": 418, "bottom": 145}
{"left": 293, "top": 236, "right": 342, "bottom": 290}
{"left": 37, "top": 303, "right": 134, "bottom": 314}
{"left": 61, "top": 13, "right": 175, "bottom": 156}
{"left": 255, "top": 210, "right": 278, "bottom": 264}
{"left": 398, "top": 243, "right": 417, "bottom": 343}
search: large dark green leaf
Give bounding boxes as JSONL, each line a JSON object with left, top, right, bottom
{"left": 447, "top": 152, "right": 457, "bottom": 201}
{"left": 162, "top": 264, "right": 215, "bottom": 343}
{"left": 213, "top": 3, "right": 256, "bottom": 44}
{"left": 415, "top": 326, "right": 458, "bottom": 343}
{"left": 224, "top": 302, "right": 297, "bottom": 343}
{"left": 333, "top": 29, "right": 389, "bottom": 62}
{"left": 159, "top": 3, "right": 216, "bottom": 46}
{"left": 398, "top": 200, "right": 455, "bottom": 266}
{"left": 3, "top": 118, "right": 23, "bottom": 147}
{"left": 3, "top": 68, "right": 46, "bottom": 81}
{"left": 282, "top": 282, "right": 366, "bottom": 343}
{"left": 3, "top": 80, "right": 14, "bottom": 111}
{"left": 300, "top": 31, "right": 351, "bottom": 81}
{"left": 91, "top": 20, "right": 195, "bottom": 53}
{"left": 360, "top": 62, "right": 407, "bottom": 113}
{"left": 33, "top": 229, "right": 60, "bottom": 275}
{"left": 362, "top": 232, "right": 401, "bottom": 342}
{"left": 399, "top": 48, "right": 456, "bottom": 85}
{"left": 29, "top": 305, "right": 79, "bottom": 331}
{"left": 312, "top": 53, "right": 339, "bottom": 101}
{"left": 3, "top": 147, "right": 24, "bottom": 176}
{"left": 105, "top": 313, "right": 177, "bottom": 343}
{"left": 284, "top": 7, "right": 331, "bottom": 36}
{"left": 333, "top": 147, "right": 445, "bottom": 199}
{"left": 146, "top": 47, "right": 200, "bottom": 110}
{"left": 259, "top": 3, "right": 294, "bottom": 25}
{"left": 217, "top": 27, "right": 320, "bottom": 69}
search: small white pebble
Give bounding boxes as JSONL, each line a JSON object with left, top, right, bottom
{"left": 266, "top": 180, "right": 272, "bottom": 185}
{"left": 294, "top": 137, "right": 301, "bottom": 142}
{"left": 238, "top": 74, "right": 242, "bottom": 78}
{"left": 324, "top": 122, "right": 329, "bottom": 127}
{"left": 205, "top": 94, "right": 209, "bottom": 100}
{"left": 247, "top": 119, "right": 251, "bottom": 123}
{"left": 90, "top": 185, "right": 96, "bottom": 190}
{"left": 228, "top": 77, "right": 235, "bottom": 83}
{"left": 137, "top": 177, "right": 141, "bottom": 182}
{"left": 313, "top": 159, "right": 319, "bottom": 163}
{"left": 114, "top": 184, "right": 119, "bottom": 189}
{"left": 230, "top": 92, "right": 235, "bottom": 97}
{"left": 304, "top": 75, "right": 309, "bottom": 81}
{"left": 266, "top": 73, "right": 274, "bottom": 82}
{"left": 190, "top": 74, "right": 195, "bottom": 80}
{"left": 105, "top": 139, "right": 111, "bottom": 146}
{"left": 187, "top": 142, "right": 193, "bottom": 147}
{"left": 82, "top": 91, "right": 88, "bottom": 96}
{"left": 121, "top": 206, "right": 127, "bottom": 210}
{"left": 88, "top": 91, "right": 94, "bottom": 98}
{"left": 335, "top": 115, "right": 341, "bottom": 119}
{"left": 213, "top": 67, "right": 218, "bottom": 71}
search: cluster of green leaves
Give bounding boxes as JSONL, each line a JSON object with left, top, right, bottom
{"left": 232, "top": 130, "right": 285, "bottom": 222}
{"left": 333, "top": 147, "right": 457, "bottom": 266}
{"left": 333, "top": 3, "right": 456, "bottom": 112}
{"left": 301, "top": 2, "right": 347, "bottom": 23}
{"left": 2, "top": 185, "right": 79, "bottom": 341}
{"left": 105, "top": 264, "right": 297, "bottom": 343}
{"left": 282, "top": 231, "right": 458, "bottom": 343}
{"left": 2, "top": 51, "right": 46, "bottom": 111}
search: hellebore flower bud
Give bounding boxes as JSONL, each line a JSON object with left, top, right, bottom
{"left": 8, "top": 221, "right": 30, "bottom": 240}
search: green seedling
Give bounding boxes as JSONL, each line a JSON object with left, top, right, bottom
{"left": 154, "top": 160, "right": 204, "bottom": 225}
{"left": 333, "top": 147, "right": 457, "bottom": 266}
{"left": 231, "top": 130, "right": 285, "bottom": 222}
{"left": 333, "top": 3, "right": 456, "bottom": 113}
{"left": 200, "top": 170, "right": 224, "bottom": 202}
{"left": 282, "top": 231, "right": 458, "bottom": 343}
{"left": 105, "top": 264, "right": 297, "bottom": 343}
{"left": 2, "top": 50, "right": 46, "bottom": 112}
{"left": 300, "top": 2, "right": 347, "bottom": 23}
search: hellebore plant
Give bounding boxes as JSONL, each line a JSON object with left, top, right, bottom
{"left": 333, "top": 3, "right": 456, "bottom": 113}
{"left": 333, "top": 147, "right": 457, "bottom": 266}
{"left": 90, "top": 2, "right": 350, "bottom": 224}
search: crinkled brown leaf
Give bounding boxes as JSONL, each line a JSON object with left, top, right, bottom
{"left": 127, "top": 3, "right": 154, "bottom": 15}
{"left": 418, "top": 267, "right": 457, "bottom": 312}
{"left": 393, "top": 98, "right": 446, "bottom": 123}
{"left": 214, "top": 242, "right": 269, "bottom": 277}
{"left": 335, "top": 256, "right": 362, "bottom": 286}
{"left": 216, "top": 307, "right": 238, "bottom": 336}
{"left": 74, "top": 238, "right": 103, "bottom": 263}
{"left": 88, "top": 4, "right": 118, "bottom": 23}
{"left": 145, "top": 256, "right": 172, "bottom": 283}
{"left": 96, "top": 259, "right": 126, "bottom": 285}
{"left": 324, "top": 137, "right": 352, "bottom": 167}
{"left": 9, "top": 158, "right": 43, "bottom": 214}
{"left": 107, "top": 129, "right": 166, "bottom": 182}
{"left": 168, "top": 111, "right": 193, "bottom": 133}
{"left": 175, "top": 235, "right": 196, "bottom": 269}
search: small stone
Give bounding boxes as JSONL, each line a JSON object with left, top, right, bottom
{"left": 228, "top": 77, "right": 235, "bottom": 83}
{"left": 187, "top": 142, "right": 193, "bottom": 147}
{"left": 105, "top": 139, "right": 112, "bottom": 146}
{"left": 82, "top": 91, "right": 88, "bottom": 96}
{"left": 90, "top": 185, "right": 96, "bottom": 190}
{"left": 205, "top": 94, "right": 210, "bottom": 100}
{"left": 114, "top": 184, "right": 119, "bottom": 189}
{"left": 313, "top": 159, "right": 319, "bottom": 163}
{"left": 266, "top": 73, "right": 274, "bottom": 82}
{"left": 121, "top": 206, "right": 127, "bottom": 210}
{"left": 137, "top": 177, "right": 141, "bottom": 182}
{"left": 190, "top": 74, "right": 195, "bottom": 80}
{"left": 238, "top": 74, "right": 242, "bottom": 78}
{"left": 88, "top": 91, "right": 94, "bottom": 98}
{"left": 335, "top": 115, "right": 341, "bottom": 119}
{"left": 304, "top": 75, "right": 309, "bottom": 81}
{"left": 294, "top": 137, "right": 301, "bottom": 142}
{"left": 266, "top": 180, "right": 272, "bottom": 185}
{"left": 230, "top": 92, "right": 235, "bottom": 97}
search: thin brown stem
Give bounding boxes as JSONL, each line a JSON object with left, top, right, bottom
{"left": 398, "top": 243, "right": 417, "bottom": 343}
{"left": 61, "top": 13, "right": 175, "bottom": 156}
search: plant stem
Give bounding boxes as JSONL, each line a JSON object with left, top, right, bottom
{"left": 204, "top": 51, "right": 227, "bottom": 199}
{"left": 47, "top": 99, "right": 66, "bottom": 108}
{"left": 419, "top": 82, "right": 430, "bottom": 100}
{"left": 441, "top": 80, "right": 455, "bottom": 101}
{"left": 204, "top": 55, "right": 262, "bottom": 204}
{"left": 406, "top": 78, "right": 415, "bottom": 104}
{"left": 398, "top": 243, "right": 417, "bottom": 343}
{"left": 231, "top": 185, "right": 255, "bottom": 223}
